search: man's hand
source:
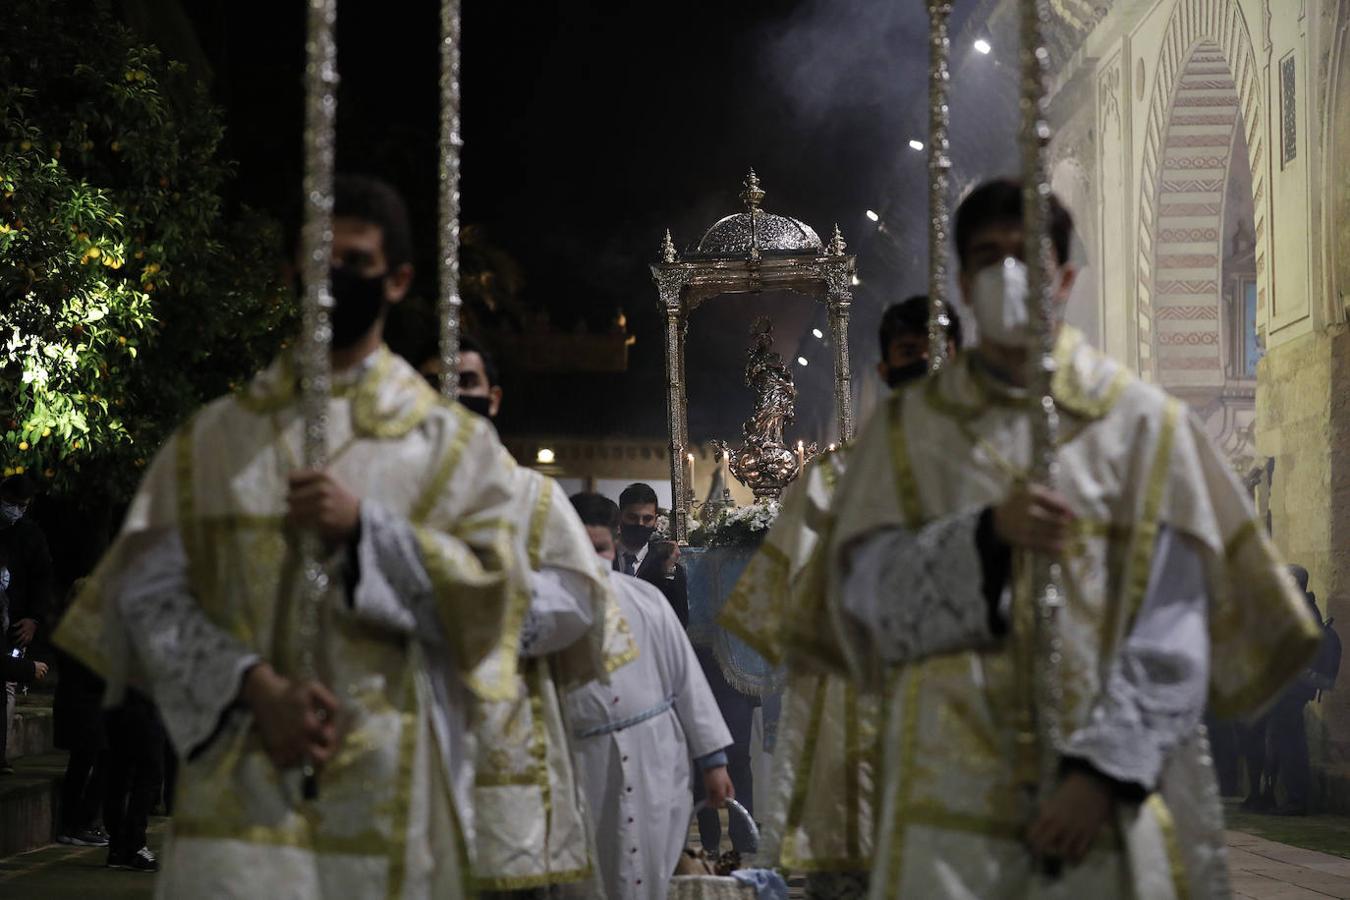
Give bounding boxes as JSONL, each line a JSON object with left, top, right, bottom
{"left": 701, "top": 765, "right": 735, "bottom": 809}
{"left": 662, "top": 541, "right": 682, "bottom": 577}
{"left": 993, "top": 483, "right": 1075, "bottom": 556}
{"left": 241, "top": 662, "right": 341, "bottom": 771}
{"left": 286, "top": 469, "right": 361, "bottom": 546}
{"left": 13, "top": 618, "right": 37, "bottom": 646}
{"left": 32, "top": 660, "right": 49, "bottom": 680}
{"left": 1026, "top": 770, "right": 1114, "bottom": 864}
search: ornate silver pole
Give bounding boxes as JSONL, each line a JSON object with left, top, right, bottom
{"left": 296, "top": 0, "right": 339, "bottom": 800}
{"left": 655, "top": 237, "right": 689, "bottom": 542}
{"left": 438, "top": 0, "right": 463, "bottom": 400}
{"left": 926, "top": 0, "right": 953, "bottom": 371}
{"left": 1019, "top": 0, "right": 1065, "bottom": 798}
{"left": 826, "top": 226, "right": 855, "bottom": 442}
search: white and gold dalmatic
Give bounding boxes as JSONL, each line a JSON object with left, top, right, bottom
{"left": 824, "top": 328, "right": 1322, "bottom": 900}
{"left": 56, "top": 348, "right": 530, "bottom": 899}
{"left": 719, "top": 448, "right": 880, "bottom": 884}
{"left": 468, "top": 455, "right": 637, "bottom": 893}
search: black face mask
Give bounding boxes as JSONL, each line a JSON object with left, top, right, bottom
{"left": 620, "top": 523, "right": 655, "bottom": 549}
{"left": 329, "top": 266, "right": 388, "bottom": 350}
{"left": 884, "top": 359, "right": 930, "bottom": 389}
{"left": 458, "top": 394, "right": 493, "bottom": 420}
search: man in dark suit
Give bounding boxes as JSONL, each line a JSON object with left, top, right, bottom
{"left": 614, "top": 482, "right": 689, "bottom": 627}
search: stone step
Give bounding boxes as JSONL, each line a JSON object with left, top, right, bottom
{"left": 7, "top": 693, "right": 56, "bottom": 760}
{"left": 0, "top": 751, "right": 66, "bottom": 858}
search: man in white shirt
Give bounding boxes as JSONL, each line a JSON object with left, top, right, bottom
{"left": 568, "top": 492, "right": 733, "bottom": 900}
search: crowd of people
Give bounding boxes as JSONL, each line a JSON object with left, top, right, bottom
{"left": 0, "top": 172, "right": 1332, "bottom": 900}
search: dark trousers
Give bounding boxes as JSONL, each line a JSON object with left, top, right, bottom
{"left": 1205, "top": 714, "right": 1242, "bottom": 796}
{"left": 103, "top": 696, "right": 165, "bottom": 856}
{"left": 60, "top": 744, "right": 105, "bottom": 834}
{"left": 692, "top": 647, "right": 756, "bottom": 854}
{"left": 1266, "top": 695, "right": 1311, "bottom": 807}
{"left": 1238, "top": 716, "right": 1269, "bottom": 799}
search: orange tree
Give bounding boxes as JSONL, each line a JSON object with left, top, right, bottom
{"left": 0, "top": 1, "right": 294, "bottom": 503}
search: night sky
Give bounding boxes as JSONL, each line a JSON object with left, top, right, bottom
{"left": 186, "top": 0, "right": 1003, "bottom": 442}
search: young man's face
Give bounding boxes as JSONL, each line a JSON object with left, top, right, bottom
{"left": 0, "top": 490, "right": 30, "bottom": 520}
{"left": 456, "top": 351, "right": 502, "bottom": 417}
{"left": 330, "top": 217, "right": 413, "bottom": 303}
{"left": 884, "top": 332, "right": 929, "bottom": 371}
{"left": 586, "top": 525, "right": 617, "bottom": 562}
{"left": 957, "top": 220, "right": 1077, "bottom": 343}
{"left": 620, "top": 502, "right": 658, "bottom": 529}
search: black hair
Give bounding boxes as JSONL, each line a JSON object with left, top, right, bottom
{"left": 954, "top": 178, "right": 1073, "bottom": 270}
{"left": 1288, "top": 564, "right": 1311, "bottom": 594}
{"left": 459, "top": 335, "right": 500, "bottom": 388}
{"left": 878, "top": 295, "right": 964, "bottom": 357}
{"left": 334, "top": 174, "right": 414, "bottom": 270}
{"left": 1, "top": 473, "right": 38, "bottom": 501}
{"left": 618, "top": 482, "right": 659, "bottom": 511}
{"left": 570, "top": 492, "right": 619, "bottom": 530}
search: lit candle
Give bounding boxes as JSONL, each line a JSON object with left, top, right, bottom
{"left": 796, "top": 440, "right": 805, "bottom": 473}
{"left": 687, "top": 452, "right": 696, "bottom": 497}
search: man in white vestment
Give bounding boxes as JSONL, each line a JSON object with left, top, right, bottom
{"left": 823, "top": 178, "right": 1323, "bottom": 899}
{"left": 566, "top": 492, "right": 734, "bottom": 900}
{"left": 452, "top": 338, "right": 634, "bottom": 898}
{"left": 718, "top": 297, "right": 960, "bottom": 900}
{"left": 55, "top": 176, "right": 534, "bottom": 899}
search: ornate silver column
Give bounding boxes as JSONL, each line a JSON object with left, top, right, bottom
{"left": 926, "top": 0, "right": 954, "bottom": 371}
{"left": 1018, "top": 0, "right": 1066, "bottom": 796}
{"left": 825, "top": 225, "right": 855, "bottom": 443}
{"left": 296, "top": 0, "right": 339, "bottom": 800}
{"left": 656, "top": 244, "right": 690, "bottom": 541}
{"left": 437, "top": 0, "right": 463, "bottom": 399}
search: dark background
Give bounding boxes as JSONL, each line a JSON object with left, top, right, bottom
{"left": 163, "top": 0, "right": 1009, "bottom": 441}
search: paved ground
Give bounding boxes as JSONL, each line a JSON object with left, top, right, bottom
{"left": 0, "top": 818, "right": 166, "bottom": 899}
{"left": 2, "top": 817, "right": 1347, "bottom": 897}
{"left": 1229, "top": 831, "right": 1350, "bottom": 899}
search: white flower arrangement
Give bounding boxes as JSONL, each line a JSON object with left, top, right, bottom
{"left": 689, "top": 499, "right": 781, "bottom": 548}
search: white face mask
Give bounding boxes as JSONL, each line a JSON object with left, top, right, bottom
{"left": 970, "top": 257, "right": 1039, "bottom": 349}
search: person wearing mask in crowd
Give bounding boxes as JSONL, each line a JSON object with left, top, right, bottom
{"left": 450, "top": 336, "right": 502, "bottom": 419}
{"left": 876, "top": 294, "right": 963, "bottom": 391}
{"left": 616, "top": 482, "right": 689, "bottom": 628}
{"left": 821, "top": 177, "right": 1320, "bottom": 897}
{"left": 0, "top": 473, "right": 53, "bottom": 775}
{"left": 450, "top": 335, "right": 631, "bottom": 899}
{"left": 56, "top": 174, "right": 531, "bottom": 897}
{"left": 567, "top": 492, "right": 734, "bottom": 900}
